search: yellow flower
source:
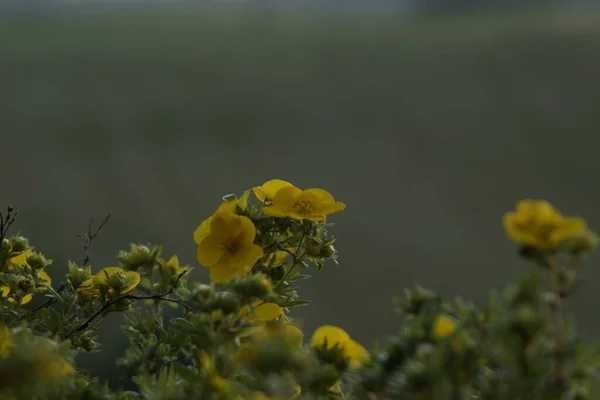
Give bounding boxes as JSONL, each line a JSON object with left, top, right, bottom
{"left": 263, "top": 186, "right": 345, "bottom": 222}
{"left": 248, "top": 321, "right": 304, "bottom": 347}
{"left": 504, "top": 200, "right": 589, "bottom": 250}
{"left": 432, "top": 315, "right": 457, "bottom": 339}
{"left": 0, "top": 285, "right": 33, "bottom": 305}
{"left": 311, "top": 325, "right": 370, "bottom": 367}
{"left": 195, "top": 211, "right": 264, "bottom": 283}
{"left": 6, "top": 249, "right": 33, "bottom": 270}
{"left": 217, "top": 190, "right": 250, "bottom": 214}
{"left": 253, "top": 179, "right": 294, "bottom": 206}
{"left": 0, "top": 326, "right": 14, "bottom": 359}
{"left": 241, "top": 302, "right": 284, "bottom": 323}
{"left": 79, "top": 267, "right": 140, "bottom": 297}
{"left": 193, "top": 190, "right": 251, "bottom": 247}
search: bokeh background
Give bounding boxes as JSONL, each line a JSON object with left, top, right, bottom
{"left": 2, "top": 0, "right": 600, "bottom": 386}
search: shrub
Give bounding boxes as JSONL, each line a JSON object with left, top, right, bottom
{"left": 0, "top": 180, "right": 598, "bottom": 399}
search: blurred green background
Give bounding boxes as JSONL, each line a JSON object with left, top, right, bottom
{"left": 2, "top": 3, "right": 600, "bottom": 385}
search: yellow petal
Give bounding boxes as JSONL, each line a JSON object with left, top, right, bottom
{"left": 230, "top": 244, "right": 264, "bottom": 271}
{"left": 121, "top": 271, "right": 141, "bottom": 294}
{"left": 284, "top": 324, "right": 304, "bottom": 346}
{"left": 38, "top": 270, "right": 52, "bottom": 286}
{"left": 238, "top": 190, "right": 250, "bottom": 211}
{"left": 268, "top": 251, "right": 290, "bottom": 268}
{"left": 209, "top": 267, "right": 244, "bottom": 283}
{"left": 311, "top": 325, "right": 350, "bottom": 349}
{"left": 253, "top": 179, "right": 294, "bottom": 203}
{"left": 236, "top": 215, "right": 258, "bottom": 245}
{"left": 210, "top": 211, "right": 241, "bottom": 239}
{"left": 550, "top": 217, "right": 587, "bottom": 245}
{"left": 95, "top": 267, "right": 125, "bottom": 283}
{"left": 194, "top": 217, "right": 213, "bottom": 244}
{"left": 197, "top": 236, "right": 225, "bottom": 267}
{"left": 344, "top": 339, "right": 370, "bottom": 366}
{"left": 9, "top": 252, "right": 28, "bottom": 266}
{"left": 0, "top": 286, "right": 10, "bottom": 297}
{"left": 305, "top": 188, "right": 336, "bottom": 204}
{"left": 432, "top": 315, "right": 457, "bottom": 339}
{"left": 20, "top": 294, "right": 33, "bottom": 305}
{"left": 253, "top": 303, "right": 283, "bottom": 321}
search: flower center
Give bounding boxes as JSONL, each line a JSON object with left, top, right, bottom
{"left": 221, "top": 238, "right": 241, "bottom": 255}
{"left": 292, "top": 199, "right": 316, "bottom": 216}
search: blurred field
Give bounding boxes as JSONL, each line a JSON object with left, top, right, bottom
{"left": 2, "top": 5, "right": 600, "bottom": 382}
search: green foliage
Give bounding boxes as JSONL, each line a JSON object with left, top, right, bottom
{"left": 0, "top": 191, "right": 599, "bottom": 399}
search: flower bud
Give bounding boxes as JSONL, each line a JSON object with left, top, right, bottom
{"left": 26, "top": 253, "right": 47, "bottom": 270}
{"left": 213, "top": 291, "right": 239, "bottom": 315}
{"left": 232, "top": 274, "right": 272, "bottom": 298}
{"left": 195, "top": 283, "right": 212, "bottom": 300}
{"left": 67, "top": 264, "right": 91, "bottom": 290}
{"left": 304, "top": 237, "right": 323, "bottom": 257}
{"left": 320, "top": 244, "right": 337, "bottom": 258}
{"left": 569, "top": 231, "right": 598, "bottom": 255}
{"left": 9, "top": 237, "right": 29, "bottom": 253}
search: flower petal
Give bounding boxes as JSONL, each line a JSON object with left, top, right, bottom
{"left": 311, "top": 325, "right": 350, "bottom": 349}
{"left": 253, "top": 303, "right": 283, "bottom": 321}
{"left": 344, "top": 339, "right": 370, "bottom": 366}
{"left": 197, "top": 236, "right": 225, "bottom": 267}
{"left": 95, "top": 267, "right": 125, "bottom": 283}
{"left": 209, "top": 267, "right": 243, "bottom": 283}
{"left": 121, "top": 271, "right": 141, "bottom": 294}
{"left": 254, "top": 179, "right": 294, "bottom": 203}
{"left": 193, "top": 217, "right": 212, "bottom": 244}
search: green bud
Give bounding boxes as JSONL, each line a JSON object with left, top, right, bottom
{"left": 195, "top": 283, "right": 212, "bottom": 299}
{"left": 9, "top": 236, "right": 29, "bottom": 253}
{"left": 117, "top": 243, "right": 161, "bottom": 274}
{"left": 304, "top": 237, "right": 323, "bottom": 257}
{"left": 232, "top": 274, "right": 272, "bottom": 298}
{"left": 68, "top": 263, "right": 91, "bottom": 289}
{"left": 107, "top": 272, "right": 130, "bottom": 292}
{"left": 26, "top": 253, "right": 47, "bottom": 270}
{"left": 1, "top": 239, "right": 9, "bottom": 252}
{"left": 319, "top": 244, "right": 337, "bottom": 258}
{"left": 213, "top": 291, "right": 238, "bottom": 315}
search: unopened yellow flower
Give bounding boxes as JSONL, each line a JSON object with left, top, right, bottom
{"left": 253, "top": 179, "right": 294, "bottom": 206}
{"left": 504, "top": 200, "right": 589, "bottom": 250}
{"left": 432, "top": 315, "right": 457, "bottom": 339}
{"left": 0, "top": 326, "right": 14, "bottom": 359}
{"left": 79, "top": 267, "right": 140, "bottom": 297}
{"left": 311, "top": 325, "right": 370, "bottom": 366}
{"left": 195, "top": 211, "right": 264, "bottom": 283}
{"left": 263, "top": 186, "right": 345, "bottom": 222}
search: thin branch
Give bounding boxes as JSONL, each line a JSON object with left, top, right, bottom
{"left": 0, "top": 205, "right": 19, "bottom": 243}
{"left": 76, "top": 214, "right": 111, "bottom": 266}
{"left": 68, "top": 271, "right": 190, "bottom": 337}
